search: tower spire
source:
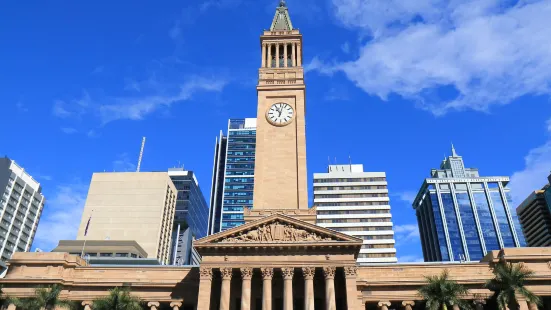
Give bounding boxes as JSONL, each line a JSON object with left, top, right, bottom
{"left": 451, "top": 143, "right": 458, "bottom": 157}
{"left": 270, "top": 0, "right": 293, "bottom": 31}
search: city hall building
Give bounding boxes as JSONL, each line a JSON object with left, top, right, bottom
{"left": 1, "top": 2, "right": 551, "bottom": 310}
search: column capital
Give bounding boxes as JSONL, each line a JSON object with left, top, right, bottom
{"left": 378, "top": 301, "right": 391, "bottom": 310}
{"left": 200, "top": 267, "right": 213, "bottom": 280}
{"left": 261, "top": 267, "right": 274, "bottom": 280}
{"left": 344, "top": 266, "right": 358, "bottom": 278}
{"left": 170, "top": 302, "right": 183, "bottom": 310}
{"left": 281, "top": 267, "right": 294, "bottom": 280}
{"left": 302, "top": 266, "right": 315, "bottom": 280}
{"left": 148, "top": 302, "right": 160, "bottom": 310}
{"left": 82, "top": 301, "right": 93, "bottom": 306}
{"left": 402, "top": 301, "right": 415, "bottom": 310}
{"left": 241, "top": 267, "right": 253, "bottom": 280}
{"left": 323, "top": 266, "right": 336, "bottom": 279}
{"left": 221, "top": 267, "right": 233, "bottom": 280}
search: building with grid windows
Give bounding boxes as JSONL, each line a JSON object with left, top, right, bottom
{"left": 167, "top": 168, "right": 209, "bottom": 265}
{"left": 0, "top": 157, "right": 45, "bottom": 262}
{"left": 208, "top": 118, "right": 256, "bottom": 235}
{"left": 314, "top": 164, "right": 397, "bottom": 264}
{"left": 516, "top": 172, "right": 551, "bottom": 247}
{"left": 413, "top": 145, "right": 526, "bottom": 262}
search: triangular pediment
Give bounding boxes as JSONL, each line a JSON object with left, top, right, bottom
{"left": 195, "top": 213, "right": 362, "bottom": 245}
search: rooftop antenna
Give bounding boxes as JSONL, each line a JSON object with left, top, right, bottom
{"left": 136, "top": 137, "right": 146, "bottom": 172}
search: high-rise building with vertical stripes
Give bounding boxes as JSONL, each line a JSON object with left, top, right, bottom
{"left": 208, "top": 118, "right": 256, "bottom": 235}
{"left": 314, "top": 164, "right": 397, "bottom": 264}
{"left": 0, "top": 157, "right": 45, "bottom": 262}
{"left": 413, "top": 145, "right": 526, "bottom": 262}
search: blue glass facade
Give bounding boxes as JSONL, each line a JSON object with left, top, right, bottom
{"left": 208, "top": 119, "right": 256, "bottom": 235}
{"left": 413, "top": 146, "right": 526, "bottom": 262}
{"left": 168, "top": 169, "right": 209, "bottom": 265}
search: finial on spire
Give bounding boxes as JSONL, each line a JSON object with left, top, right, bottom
{"left": 279, "top": 0, "right": 286, "bottom": 7}
{"left": 451, "top": 143, "right": 458, "bottom": 157}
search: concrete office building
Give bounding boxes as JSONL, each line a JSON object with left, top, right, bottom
{"left": 76, "top": 172, "right": 177, "bottom": 265}
{"left": 0, "top": 157, "right": 45, "bottom": 261}
{"left": 168, "top": 168, "right": 209, "bottom": 265}
{"left": 517, "top": 172, "right": 551, "bottom": 247}
{"left": 314, "top": 164, "right": 397, "bottom": 264}
{"left": 413, "top": 145, "right": 526, "bottom": 262}
{"left": 208, "top": 118, "right": 256, "bottom": 235}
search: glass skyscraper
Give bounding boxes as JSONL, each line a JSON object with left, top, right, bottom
{"left": 413, "top": 145, "right": 526, "bottom": 262}
{"left": 208, "top": 118, "right": 256, "bottom": 235}
{"left": 168, "top": 168, "right": 209, "bottom": 265}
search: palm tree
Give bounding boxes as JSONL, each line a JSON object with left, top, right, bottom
{"left": 9, "top": 284, "right": 77, "bottom": 310}
{"left": 486, "top": 261, "right": 541, "bottom": 310}
{"left": 418, "top": 270, "right": 472, "bottom": 310}
{"left": 92, "top": 287, "right": 143, "bottom": 310}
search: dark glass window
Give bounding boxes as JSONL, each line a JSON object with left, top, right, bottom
{"left": 473, "top": 192, "right": 500, "bottom": 252}
{"left": 441, "top": 193, "right": 464, "bottom": 261}
{"left": 505, "top": 192, "right": 527, "bottom": 246}
{"left": 430, "top": 194, "right": 449, "bottom": 261}
{"left": 490, "top": 191, "right": 515, "bottom": 247}
{"left": 455, "top": 193, "right": 483, "bottom": 260}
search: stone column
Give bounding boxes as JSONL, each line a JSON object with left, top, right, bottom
{"left": 7, "top": 304, "right": 16, "bottom": 310}
{"left": 323, "top": 266, "right": 337, "bottom": 310}
{"left": 267, "top": 43, "right": 272, "bottom": 68}
{"left": 197, "top": 267, "right": 213, "bottom": 310}
{"left": 344, "top": 266, "right": 358, "bottom": 310}
{"left": 297, "top": 42, "right": 302, "bottom": 66}
{"left": 148, "top": 302, "right": 160, "bottom": 310}
{"left": 378, "top": 301, "right": 391, "bottom": 310}
{"left": 282, "top": 267, "right": 294, "bottom": 310}
{"left": 452, "top": 304, "right": 460, "bottom": 310}
{"left": 529, "top": 302, "right": 539, "bottom": 310}
{"left": 261, "top": 267, "right": 274, "bottom": 310}
{"left": 261, "top": 43, "right": 267, "bottom": 68}
{"left": 302, "top": 267, "right": 315, "bottom": 310}
{"left": 240, "top": 267, "right": 253, "bottom": 310}
{"left": 170, "top": 302, "right": 182, "bottom": 310}
{"left": 220, "top": 267, "right": 233, "bottom": 310}
{"left": 82, "top": 301, "right": 93, "bottom": 310}
{"left": 402, "top": 301, "right": 415, "bottom": 310}
{"left": 284, "top": 43, "right": 288, "bottom": 67}
{"left": 275, "top": 44, "right": 280, "bottom": 68}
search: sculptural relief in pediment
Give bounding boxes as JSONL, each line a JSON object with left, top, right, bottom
{"left": 218, "top": 221, "right": 335, "bottom": 243}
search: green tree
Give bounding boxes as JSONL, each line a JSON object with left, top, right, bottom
{"left": 418, "top": 270, "right": 472, "bottom": 310}
{"left": 486, "top": 261, "right": 541, "bottom": 310}
{"left": 9, "top": 284, "right": 77, "bottom": 310}
{"left": 92, "top": 287, "right": 143, "bottom": 310}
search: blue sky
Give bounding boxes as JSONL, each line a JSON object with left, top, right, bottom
{"left": 1, "top": 0, "right": 550, "bottom": 262}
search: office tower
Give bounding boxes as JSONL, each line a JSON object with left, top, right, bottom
{"left": 314, "top": 164, "right": 398, "bottom": 264}
{"left": 413, "top": 145, "right": 526, "bottom": 262}
{"left": 516, "top": 173, "right": 551, "bottom": 247}
{"left": 168, "top": 168, "right": 209, "bottom": 265}
{"left": 208, "top": 118, "right": 256, "bottom": 235}
{"left": 0, "top": 157, "right": 45, "bottom": 261}
{"left": 76, "top": 172, "right": 176, "bottom": 265}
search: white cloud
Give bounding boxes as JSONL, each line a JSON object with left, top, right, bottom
{"left": 16, "top": 101, "right": 28, "bottom": 112}
{"left": 509, "top": 141, "right": 551, "bottom": 207}
{"left": 393, "top": 191, "right": 417, "bottom": 204}
{"left": 33, "top": 183, "right": 88, "bottom": 251}
{"left": 169, "top": 21, "right": 182, "bottom": 40}
{"left": 53, "top": 76, "right": 227, "bottom": 124}
{"left": 394, "top": 224, "right": 420, "bottom": 242}
{"left": 112, "top": 153, "right": 137, "bottom": 172}
{"left": 98, "top": 77, "right": 227, "bottom": 123}
{"left": 91, "top": 65, "right": 105, "bottom": 75}
{"left": 60, "top": 127, "right": 77, "bottom": 134}
{"left": 327, "top": 0, "right": 551, "bottom": 114}
{"left": 341, "top": 42, "right": 350, "bottom": 54}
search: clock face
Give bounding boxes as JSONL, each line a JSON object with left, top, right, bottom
{"left": 266, "top": 103, "right": 294, "bottom": 126}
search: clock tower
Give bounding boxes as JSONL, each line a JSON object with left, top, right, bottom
{"left": 249, "top": 0, "right": 312, "bottom": 222}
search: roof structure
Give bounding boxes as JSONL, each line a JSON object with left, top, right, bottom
{"left": 270, "top": 0, "right": 294, "bottom": 31}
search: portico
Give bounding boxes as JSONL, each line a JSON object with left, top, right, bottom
{"left": 194, "top": 214, "right": 363, "bottom": 310}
